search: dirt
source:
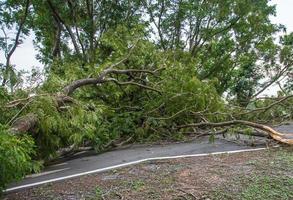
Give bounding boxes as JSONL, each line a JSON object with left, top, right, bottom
{"left": 4, "top": 147, "right": 293, "bottom": 200}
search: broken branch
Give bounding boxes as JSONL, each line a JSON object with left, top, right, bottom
{"left": 177, "top": 120, "right": 293, "bottom": 145}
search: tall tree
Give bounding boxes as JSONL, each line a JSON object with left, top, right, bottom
{"left": 0, "top": 0, "right": 31, "bottom": 89}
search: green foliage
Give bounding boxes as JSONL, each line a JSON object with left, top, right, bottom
{"left": 0, "top": 125, "right": 40, "bottom": 193}
{"left": 0, "top": 87, "right": 11, "bottom": 123}
{"left": 143, "top": 61, "right": 224, "bottom": 134}
{"left": 27, "top": 96, "right": 70, "bottom": 159}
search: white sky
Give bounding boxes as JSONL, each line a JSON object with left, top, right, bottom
{"left": 0, "top": 0, "right": 292, "bottom": 94}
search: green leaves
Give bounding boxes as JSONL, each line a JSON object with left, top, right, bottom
{"left": 0, "top": 125, "right": 39, "bottom": 193}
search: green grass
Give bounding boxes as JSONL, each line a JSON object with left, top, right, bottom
{"left": 214, "top": 175, "right": 293, "bottom": 200}
{"left": 213, "top": 149, "right": 293, "bottom": 200}
{"left": 240, "top": 175, "right": 293, "bottom": 200}
{"left": 93, "top": 186, "right": 103, "bottom": 200}
{"left": 130, "top": 180, "right": 145, "bottom": 191}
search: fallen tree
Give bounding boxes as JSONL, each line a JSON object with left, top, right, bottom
{"left": 8, "top": 72, "right": 292, "bottom": 151}
{"left": 5, "top": 57, "right": 293, "bottom": 164}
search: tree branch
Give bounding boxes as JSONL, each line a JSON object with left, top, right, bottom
{"left": 252, "top": 63, "right": 292, "bottom": 98}
{"left": 177, "top": 120, "right": 293, "bottom": 144}
{"left": 2, "top": 0, "right": 30, "bottom": 86}
{"left": 47, "top": 0, "right": 81, "bottom": 55}
{"left": 240, "top": 94, "right": 293, "bottom": 116}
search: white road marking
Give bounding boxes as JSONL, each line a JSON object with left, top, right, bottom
{"left": 25, "top": 168, "right": 70, "bottom": 178}
{"left": 5, "top": 147, "right": 267, "bottom": 192}
{"left": 51, "top": 162, "right": 68, "bottom": 167}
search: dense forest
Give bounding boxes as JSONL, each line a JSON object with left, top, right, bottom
{"left": 0, "top": 0, "right": 292, "bottom": 191}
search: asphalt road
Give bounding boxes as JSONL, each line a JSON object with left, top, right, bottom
{"left": 6, "top": 123, "right": 292, "bottom": 192}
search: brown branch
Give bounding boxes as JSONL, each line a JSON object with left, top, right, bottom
{"left": 63, "top": 47, "right": 159, "bottom": 96}
{"left": 110, "top": 69, "right": 157, "bottom": 76}
{"left": 62, "top": 77, "right": 107, "bottom": 96}
{"left": 177, "top": 120, "right": 293, "bottom": 145}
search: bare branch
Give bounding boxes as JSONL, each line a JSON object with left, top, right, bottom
{"left": 252, "top": 63, "right": 292, "bottom": 98}
{"left": 177, "top": 120, "right": 293, "bottom": 144}
{"left": 62, "top": 77, "right": 106, "bottom": 96}
{"left": 5, "top": 94, "right": 49, "bottom": 108}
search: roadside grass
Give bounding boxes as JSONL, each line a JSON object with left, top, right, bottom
{"left": 212, "top": 148, "right": 293, "bottom": 200}
{"left": 213, "top": 175, "right": 293, "bottom": 200}
{"left": 94, "top": 186, "right": 103, "bottom": 200}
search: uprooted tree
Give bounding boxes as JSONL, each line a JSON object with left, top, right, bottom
{"left": 0, "top": 0, "right": 293, "bottom": 192}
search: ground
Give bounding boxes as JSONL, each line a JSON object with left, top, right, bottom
{"left": 4, "top": 147, "right": 293, "bottom": 200}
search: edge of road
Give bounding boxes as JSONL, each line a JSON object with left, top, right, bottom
{"left": 5, "top": 147, "right": 269, "bottom": 193}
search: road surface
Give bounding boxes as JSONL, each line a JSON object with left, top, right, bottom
{"left": 6, "top": 123, "right": 292, "bottom": 192}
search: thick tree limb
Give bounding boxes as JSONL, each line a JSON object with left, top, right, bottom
{"left": 177, "top": 120, "right": 293, "bottom": 145}
{"left": 62, "top": 77, "right": 107, "bottom": 96}
{"left": 63, "top": 68, "right": 160, "bottom": 95}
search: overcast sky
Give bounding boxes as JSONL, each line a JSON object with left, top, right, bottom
{"left": 0, "top": 0, "right": 292, "bottom": 94}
